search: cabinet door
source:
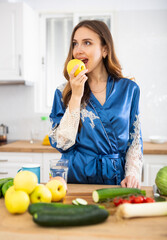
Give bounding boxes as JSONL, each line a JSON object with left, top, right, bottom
{"left": 0, "top": 3, "right": 21, "bottom": 80}
{"left": 143, "top": 155, "right": 167, "bottom": 186}
{"left": 0, "top": 152, "right": 43, "bottom": 181}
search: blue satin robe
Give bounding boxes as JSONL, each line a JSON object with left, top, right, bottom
{"left": 49, "top": 76, "right": 143, "bottom": 185}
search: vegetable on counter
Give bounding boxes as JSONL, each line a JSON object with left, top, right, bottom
{"left": 32, "top": 204, "right": 109, "bottom": 227}
{"left": 0, "top": 177, "right": 13, "bottom": 198}
{"left": 113, "top": 195, "right": 155, "bottom": 207}
{"left": 2, "top": 179, "right": 14, "bottom": 197}
{"left": 72, "top": 198, "right": 88, "bottom": 205}
{"left": 92, "top": 187, "right": 146, "bottom": 203}
{"left": 155, "top": 166, "right": 167, "bottom": 196}
{"left": 28, "top": 202, "right": 98, "bottom": 215}
{"left": 116, "top": 202, "right": 167, "bottom": 219}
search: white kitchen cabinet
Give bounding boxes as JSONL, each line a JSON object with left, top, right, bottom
{"left": 142, "top": 155, "right": 167, "bottom": 186}
{"left": 43, "top": 153, "right": 62, "bottom": 183}
{"left": 0, "top": 152, "right": 61, "bottom": 183}
{"left": 0, "top": 152, "right": 43, "bottom": 182}
{"left": 0, "top": 2, "right": 38, "bottom": 84}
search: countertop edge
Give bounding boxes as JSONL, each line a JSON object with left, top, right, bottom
{"left": 0, "top": 140, "right": 167, "bottom": 154}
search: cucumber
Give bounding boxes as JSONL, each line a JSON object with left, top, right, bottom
{"left": 0, "top": 178, "right": 13, "bottom": 198}
{"left": 33, "top": 206, "right": 109, "bottom": 226}
{"left": 2, "top": 179, "right": 14, "bottom": 197}
{"left": 92, "top": 187, "right": 146, "bottom": 203}
{"left": 28, "top": 202, "right": 99, "bottom": 215}
{"left": 75, "top": 198, "right": 88, "bottom": 205}
{"left": 72, "top": 200, "right": 79, "bottom": 205}
{"left": 72, "top": 198, "right": 88, "bottom": 205}
{"left": 0, "top": 177, "right": 13, "bottom": 188}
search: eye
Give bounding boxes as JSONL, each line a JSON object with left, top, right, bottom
{"left": 72, "top": 42, "right": 78, "bottom": 47}
{"left": 85, "top": 41, "right": 91, "bottom": 46}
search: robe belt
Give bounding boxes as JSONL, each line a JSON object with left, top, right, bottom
{"left": 77, "top": 147, "right": 125, "bottom": 180}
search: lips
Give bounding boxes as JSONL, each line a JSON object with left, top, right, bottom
{"left": 80, "top": 58, "right": 88, "bottom": 65}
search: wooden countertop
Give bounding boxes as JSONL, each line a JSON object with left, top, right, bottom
{"left": 0, "top": 184, "right": 166, "bottom": 240}
{"left": 0, "top": 140, "right": 167, "bottom": 154}
{"left": 0, "top": 140, "right": 59, "bottom": 153}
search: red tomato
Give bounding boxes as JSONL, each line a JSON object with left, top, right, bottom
{"left": 113, "top": 197, "right": 123, "bottom": 206}
{"left": 129, "top": 195, "right": 136, "bottom": 203}
{"left": 122, "top": 199, "right": 131, "bottom": 204}
{"left": 133, "top": 196, "right": 144, "bottom": 204}
{"left": 144, "top": 197, "right": 155, "bottom": 203}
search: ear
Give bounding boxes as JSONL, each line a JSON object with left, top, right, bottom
{"left": 103, "top": 45, "right": 108, "bottom": 58}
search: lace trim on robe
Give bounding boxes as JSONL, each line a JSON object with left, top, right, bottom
{"left": 49, "top": 107, "right": 80, "bottom": 151}
{"left": 125, "top": 114, "right": 143, "bottom": 183}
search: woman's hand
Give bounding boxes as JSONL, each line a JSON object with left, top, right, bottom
{"left": 69, "top": 65, "right": 88, "bottom": 100}
{"left": 121, "top": 175, "right": 140, "bottom": 189}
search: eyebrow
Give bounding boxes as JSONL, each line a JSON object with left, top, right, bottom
{"left": 73, "top": 38, "right": 93, "bottom": 42}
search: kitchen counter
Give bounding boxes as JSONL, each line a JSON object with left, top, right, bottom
{"left": 0, "top": 140, "right": 167, "bottom": 154}
{"left": 0, "top": 140, "right": 59, "bottom": 153}
{"left": 0, "top": 184, "right": 167, "bottom": 240}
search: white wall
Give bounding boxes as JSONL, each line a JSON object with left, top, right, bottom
{"left": 114, "top": 9, "right": 167, "bottom": 139}
{"left": 0, "top": 0, "right": 167, "bottom": 141}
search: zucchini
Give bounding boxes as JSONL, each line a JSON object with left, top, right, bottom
{"left": 92, "top": 187, "right": 146, "bottom": 203}
{"left": 0, "top": 177, "right": 13, "bottom": 188}
{"left": 2, "top": 179, "right": 14, "bottom": 197}
{"left": 0, "top": 178, "right": 13, "bottom": 198}
{"left": 33, "top": 206, "right": 109, "bottom": 226}
{"left": 28, "top": 202, "right": 99, "bottom": 215}
{"left": 75, "top": 198, "right": 88, "bottom": 205}
{"left": 72, "top": 200, "right": 79, "bottom": 205}
{"left": 72, "top": 198, "right": 88, "bottom": 205}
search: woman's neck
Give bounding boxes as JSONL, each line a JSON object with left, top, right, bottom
{"left": 87, "top": 65, "right": 108, "bottom": 84}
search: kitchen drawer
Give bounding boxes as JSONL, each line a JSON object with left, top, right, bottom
{"left": 0, "top": 152, "right": 43, "bottom": 163}
{"left": 0, "top": 162, "right": 43, "bottom": 182}
{"left": 0, "top": 152, "right": 43, "bottom": 181}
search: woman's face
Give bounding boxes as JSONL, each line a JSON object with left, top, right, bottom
{"left": 72, "top": 27, "right": 107, "bottom": 73}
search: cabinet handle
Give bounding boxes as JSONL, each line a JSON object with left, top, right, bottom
{"left": 0, "top": 159, "right": 8, "bottom": 162}
{"left": 0, "top": 172, "right": 8, "bottom": 174}
{"left": 18, "top": 54, "right": 22, "bottom": 76}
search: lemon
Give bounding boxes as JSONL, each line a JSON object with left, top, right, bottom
{"left": 14, "top": 171, "right": 38, "bottom": 194}
{"left": 46, "top": 180, "right": 66, "bottom": 202}
{"left": 67, "top": 59, "right": 86, "bottom": 77}
{"left": 5, "top": 186, "right": 30, "bottom": 214}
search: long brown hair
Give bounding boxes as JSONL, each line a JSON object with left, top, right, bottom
{"left": 62, "top": 20, "right": 124, "bottom": 129}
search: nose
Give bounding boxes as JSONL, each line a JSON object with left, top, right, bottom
{"left": 74, "top": 44, "right": 84, "bottom": 55}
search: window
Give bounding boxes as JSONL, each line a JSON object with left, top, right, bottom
{"left": 35, "top": 13, "right": 113, "bottom": 113}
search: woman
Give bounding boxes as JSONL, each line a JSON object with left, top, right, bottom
{"left": 49, "top": 20, "right": 143, "bottom": 188}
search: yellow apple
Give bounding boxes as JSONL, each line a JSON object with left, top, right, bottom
{"left": 67, "top": 59, "right": 86, "bottom": 77}
{"left": 46, "top": 180, "right": 66, "bottom": 202}
{"left": 5, "top": 186, "right": 30, "bottom": 214}
{"left": 14, "top": 171, "right": 38, "bottom": 194}
{"left": 30, "top": 184, "right": 52, "bottom": 203}
{"left": 49, "top": 176, "right": 68, "bottom": 192}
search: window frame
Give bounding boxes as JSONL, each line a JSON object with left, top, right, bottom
{"left": 35, "top": 12, "right": 115, "bottom": 114}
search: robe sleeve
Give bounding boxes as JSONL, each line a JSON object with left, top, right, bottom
{"left": 125, "top": 84, "right": 143, "bottom": 183}
{"left": 49, "top": 88, "right": 80, "bottom": 152}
